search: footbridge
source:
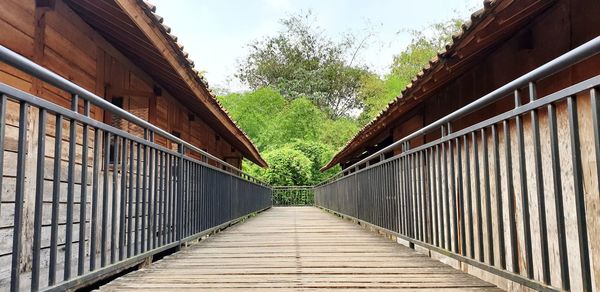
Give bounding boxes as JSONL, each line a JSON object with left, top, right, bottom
{"left": 1, "top": 33, "right": 600, "bottom": 292}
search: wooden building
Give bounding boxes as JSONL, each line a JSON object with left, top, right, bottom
{"left": 0, "top": 0, "right": 267, "bottom": 290}
{"left": 321, "top": 0, "right": 600, "bottom": 290}
{"left": 323, "top": 0, "right": 600, "bottom": 171}
{"left": 0, "top": 0, "right": 267, "bottom": 169}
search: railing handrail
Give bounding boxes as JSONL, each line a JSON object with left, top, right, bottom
{"left": 321, "top": 35, "right": 600, "bottom": 185}
{"left": 0, "top": 45, "right": 268, "bottom": 186}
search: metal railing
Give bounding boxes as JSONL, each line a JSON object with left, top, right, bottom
{"left": 272, "top": 186, "right": 314, "bottom": 206}
{"left": 315, "top": 36, "right": 600, "bottom": 292}
{"left": 0, "top": 45, "right": 272, "bottom": 291}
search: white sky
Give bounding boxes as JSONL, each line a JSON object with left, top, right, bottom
{"left": 150, "top": 0, "right": 482, "bottom": 92}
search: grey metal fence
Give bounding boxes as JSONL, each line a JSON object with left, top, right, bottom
{"left": 0, "top": 45, "right": 272, "bottom": 292}
{"left": 272, "top": 186, "right": 314, "bottom": 206}
{"left": 315, "top": 36, "right": 600, "bottom": 292}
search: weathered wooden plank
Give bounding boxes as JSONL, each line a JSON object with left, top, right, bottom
{"left": 99, "top": 207, "right": 499, "bottom": 291}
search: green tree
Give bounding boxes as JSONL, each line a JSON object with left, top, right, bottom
{"left": 248, "top": 147, "right": 313, "bottom": 186}
{"left": 271, "top": 97, "right": 325, "bottom": 146}
{"left": 236, "top": 12, "right": 371, "bottom": 118}
{"left": 223, "top": 18, "right": 464, "bottom": 186}
{"left": 218, "top": 87, "right": 286, "bottom": 150}
{"left": 358, "top": 20, "right": 462, "bottom": 124}
{"left": 319, "top": 117, "right": 359, "bottom": 150}
{"left": 287, "top": 140, "right": 337, "bottom": 184}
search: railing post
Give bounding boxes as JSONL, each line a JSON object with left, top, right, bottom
{"left": 177, "top": 143, "right": 184, "bottom": 243}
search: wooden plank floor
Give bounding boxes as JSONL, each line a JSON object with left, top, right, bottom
{"left": 100, "top": 207, "right": 501, "bottom": 291}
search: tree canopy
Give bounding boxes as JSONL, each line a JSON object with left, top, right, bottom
{"left": 236, "top": 12, "right": 371, "bottom": 119}
{"left": 219, "top": 15, "right": 462, "bottom": 186}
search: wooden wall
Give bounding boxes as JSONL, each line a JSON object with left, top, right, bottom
{"left": 380, "top": 0, "right": 600, "bottom": 290}
{"left": 389, "top": 0, "right": 600, "bottom": 145}
{"left": 0, "top": 0, "right": 242, "bottom": 160}
{"left": 0, "top": 0, "right": 242, "bottom": 289}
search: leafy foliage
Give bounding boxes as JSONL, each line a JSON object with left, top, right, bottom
{"left": 236, "top": 12, "right": 371, "bottom": 119}
{"left": 221, "top": 17, "right": 462, "bottom": 186}
{"left": 247, "top": 147, "right": 313, "bottom": 186}
{"left": 218, "top": 87, "right": 286, "bottom": 150}
{"left": 357, "top": 20, "right": 463, "bottom": 124}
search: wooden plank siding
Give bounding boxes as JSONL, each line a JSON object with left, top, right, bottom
{"left": 326, "top": 1, "right": 600, "bottom": 290}
{"left": 99, "top": 207, "right": 502, "bottom": 291}
{"left": 0, "top": 0, "right": 243, "bottom": 290}
{"left": 380, "top": 2, "right": 600, "bottom": 290}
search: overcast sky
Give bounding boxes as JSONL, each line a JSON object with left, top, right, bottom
{"left": 150, "top": 0, "right": 482, "bottom": 92}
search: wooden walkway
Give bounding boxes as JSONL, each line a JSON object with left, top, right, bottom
{"left": 100, "top": 207, "right": 501, "bottom": 291}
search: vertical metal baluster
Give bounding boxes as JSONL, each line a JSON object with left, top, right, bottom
{"left": 101, "top": 132, "right": 110, "bottom": 267}
{"left": 90, "top": 126, "right": 100, "bottom": 271}
{"left": 135, "top": 141, "right": 141, "bottom": 255}
{"left": 515, "top": 90, "right": 533, "bottom": 279}
{"left": 147, "top": 132, "right": 155, "bottom": 251}
{"left": 177, "top": 145, "right": 183, "bottom": 241}
{"left": 395, "top": 158, "right": 403, "bottom": 235}
{"left": 407, "top": 146, "right": 414, "bottom": 238}
{"left": 417, "top": 152, "right": 424, "bottom": 241}
{"left": 32, "top": 108, "right": 46, "bottom": 291}
{"left": 169, "top": 153, "right": 175, "bottom": 242}
{"left": 567, "top": 96, "right": 592, "bottom": 291}
{"left": 10, "top": 101, "right": 28, "bottom": 292}
{"left": 191, "top": 162, "right": 195, "bottom": 234}
{"left": 200, "top": 165, "right": 205, "bottom": 231}
{"left": 172, "top": 153, "right": 177, "bottom": 242}
{"left": 397, "top": 155, "right": 404, "bottom": 235}
{"left": 141, "top": 131, "right": 148, "bottom": 253}
{"left": 403, "top": 151, "right": 409, "bottom": 236}
{"left": 482, "top": 128, "right": 494, "bottom": 265}
{"left": 416, "top": 153, "right": 422, "bottom": 241}
{"left": 432, "top": 146, "right": 439, "bottom": 246}
{"left": 119, "top": 137, "right": 127, "bottom": 261}
{"left": 162, "top": 152, "right": 171, "bottom": 244}
{"left": 111, "top": 136, "right": 120, "bottom": 263}
{"left": 464, "top": 135, "right": 474, "bottom": 259}
{"left": 394, "top": 159, "right": 400, "bottom": 233}
{"left": 456, "top": 138, "right": 465, "bottom": 255}
{"left": 0, "top": 96, "right": 6, "bottom": 216}
{"left": 212, "top": 169, "right": 216, "bottom": 228}
{"left": 491, "top": 124, "right": 505, "bottom": 269}
{"left": 165, "top": 153, "right": 170, "bottom": 244}
{"left": 49, "top": 114, "right": 63, "bottom": 285}
{"left": 78, "top": 100, "right": 90, "bottom": 276}
{"left": 186, "top": 159, "right": 190, "bottom": 236}
{"left": 409, "top": 153, "right": 415, "bottom": 238}
{"left": 196, "top": 163, "right": 200, "bottom": 233}
{"left": 183, "top": 159, "right": 187, "bottom": 237}
{"left": 593, "top": 88, "right": 600, "bottom": 205}
{"left": 427, "top": 148, "right": 434, "bottom": 244}
{"left": 529, "top": 83, "right": 549, "bottom": 283}
{"left": 436, "top": 143, "right": 443, "bottom": 248}
{"left": 503, "top": 120, "right": 518, "bottom": 273}
{"left": 442, "top": 131, "right": 451, "bottom": 250}
{"left": 450, "top": 138, "right": 458, "bottom": 253}
{"left": 403, "top": 155, "right": 409, "bottom": 237}
{"left": 198, "top": 164, "right": 203, "bottom": 232}
{"left": 159, "top": 151, "right": 164, "bottom": 246}
{"left": 472, "top": 131, "right": 484, "bottom": 262}
{"left": 421, "top": 151, "right": 427, "bottom": 242}
{"left": 127, "top": 141, "right": 134, "bottom": 257}
{"left": 64, "top": 94, "right": 78, "bottom": 281}
{"left": 548, "top": 103, "right": 569, "bottom": 290}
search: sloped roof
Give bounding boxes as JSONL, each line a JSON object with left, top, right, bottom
{"left": 66, "top": 0, "right": 268, "bottom": 167}
{"left": 322, "top": 0, "right": 555, "bottom": 171}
